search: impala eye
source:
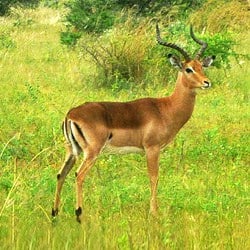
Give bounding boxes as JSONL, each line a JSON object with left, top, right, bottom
{"left": 185, "top": 68, "right": 193, "bottom": 73}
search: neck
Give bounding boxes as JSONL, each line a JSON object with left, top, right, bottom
{"left": 168, "top": 72, "right": 197, "bottom": 126}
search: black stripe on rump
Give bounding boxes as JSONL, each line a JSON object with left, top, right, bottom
{"left": 73, "top": 122, "right": 87, "bottom": 145}
{"left": 70, "top": 122, "right": 82, "bottom": 154}
{"left": 108, "top": 132, "right": 113, "bottom": 140}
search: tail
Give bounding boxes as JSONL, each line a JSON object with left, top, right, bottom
{"left": 62, "top": 117, "right": 85, "bottom": 156}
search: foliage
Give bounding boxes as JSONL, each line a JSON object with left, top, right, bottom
{"left": 0, "top": 0, "right": 39, "bottom": 16}
{"left": 61, "top": 0, "right": 249, "bottom": 86}
{"left": 78, "top": 20, "right": 247, "bottom": 88}
{"left": 78, "top": 16, "right": 155, "bottom": 87}
{"left": 115, "top": 0, "right": 206, "bottom": 14}
{"left": 61, "top": 0, "right": 207, "bottom": 46}
{"left": 199, "top": 33, "right": 242, "bottom": 69}
{"left": 64, "top": 0, "right": 117, "bottom": 34}
{"left": 60, "top": 30, "right": 81, "bottom": 47}
{"left": 163, "top": 22, "right": 248, "bottom": 69}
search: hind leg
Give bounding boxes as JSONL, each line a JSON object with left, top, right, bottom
{"left": 52, "top": 145, "right": 76, "bottom": 217}
{"left": 75, "top": 147, "right": 101, "bottom": 223}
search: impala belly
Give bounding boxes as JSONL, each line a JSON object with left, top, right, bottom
{"left": 102, "top": 128, "right": 144, "bottom": 154}
{"left": 103, "top": 144, "right": 144, "bottom": 154}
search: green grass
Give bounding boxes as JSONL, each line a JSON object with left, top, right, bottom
{"left": 0, "top": 6, "right": 249, "bottom": 250}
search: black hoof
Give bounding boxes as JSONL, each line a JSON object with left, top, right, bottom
{"left": 75, "top": 207, "right": 82, "bottom": 223}
{"left": 75, "top": 207, "right": 82, "bottom": 216}
{"left": 52, "top": 208, "right": 58, "bottom": 217}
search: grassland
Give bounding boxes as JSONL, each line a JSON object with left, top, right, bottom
{"left": 0, "top": 6, "right": 249, "bottom": 250}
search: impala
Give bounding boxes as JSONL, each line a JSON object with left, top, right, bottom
{"left": 52, "top": 23, "right": 215, "bottom": 222}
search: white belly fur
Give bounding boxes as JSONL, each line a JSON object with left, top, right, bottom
{"left": 103, "top": 144, "right": 144, "bottom": 154}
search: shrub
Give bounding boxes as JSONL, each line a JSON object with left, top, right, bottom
{"left": 158, "top": 22, "right": 249, "bottom": 69}
{"left": 78, "top": 17, "right": 154, "bottom": 87}
{"left": 64, "top": 0, "right": 116, "bottom": 34}
{"left": 60, "top": 30, "right": 81, "bottom": 47}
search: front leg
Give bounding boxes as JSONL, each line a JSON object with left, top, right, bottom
{"left": 145, "top": 146, "right": 160, "bottom": 216}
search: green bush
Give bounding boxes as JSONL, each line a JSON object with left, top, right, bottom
{"left": 64, "top": 0, "right": 116, "bottom": 34}
{"left": 78, "top": 18, "right": 154, "bottom": 87}
{"left": 60, "top": 30, "right": 81, "bottom": 47}
{"left": 158, "top": 22, "right": 249, "bottom": 69}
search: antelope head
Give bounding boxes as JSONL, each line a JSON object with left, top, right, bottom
{"left": 156, "top": 24, "right": 215, "bottom": 90}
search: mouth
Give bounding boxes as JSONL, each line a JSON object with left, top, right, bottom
{"left": 201, "top": 82, "right": 211, "bottom": 89}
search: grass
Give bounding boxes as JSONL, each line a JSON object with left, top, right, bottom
{"left": 0, "top": 6, "right": 249, "bottom": 250}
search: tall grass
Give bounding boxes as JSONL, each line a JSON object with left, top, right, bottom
{"left": 189, "top": 0, "right": 250, "bottom": 32}
{"left": 0, "top": 5, "right": 249, "bottom": 249}
{"left": 78, "top": 16, "right": 158, "bottom": 89}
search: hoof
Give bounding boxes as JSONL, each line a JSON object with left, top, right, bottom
{"left": 52, "top": 208, "right": 58, "bottom": 217}
{"left": 75, "top": 207, "right": 82, "bottom": 223}
{"left": 75, "top": 207, "right": 82, "bottom": 216}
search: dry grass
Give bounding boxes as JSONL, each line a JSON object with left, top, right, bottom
{"left": 189, "top": 0, "right": 250, "bottom": 32}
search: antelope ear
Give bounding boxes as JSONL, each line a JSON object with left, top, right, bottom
{"left": 202, "top": 55, "right": 216, "bottom": 67}
{"left": 168, "top": 54, "right": 183, "bottom": 70}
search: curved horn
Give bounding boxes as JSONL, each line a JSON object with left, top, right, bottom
{"left": 190, "top": 25, "right": 208, "bottom": 59}
{"left": 156, "top": 23, "right": 191, "bottom": 61}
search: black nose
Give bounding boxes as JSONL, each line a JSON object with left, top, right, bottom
{"left": 203, "top": 80, "right": 211, "bottom": 88}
